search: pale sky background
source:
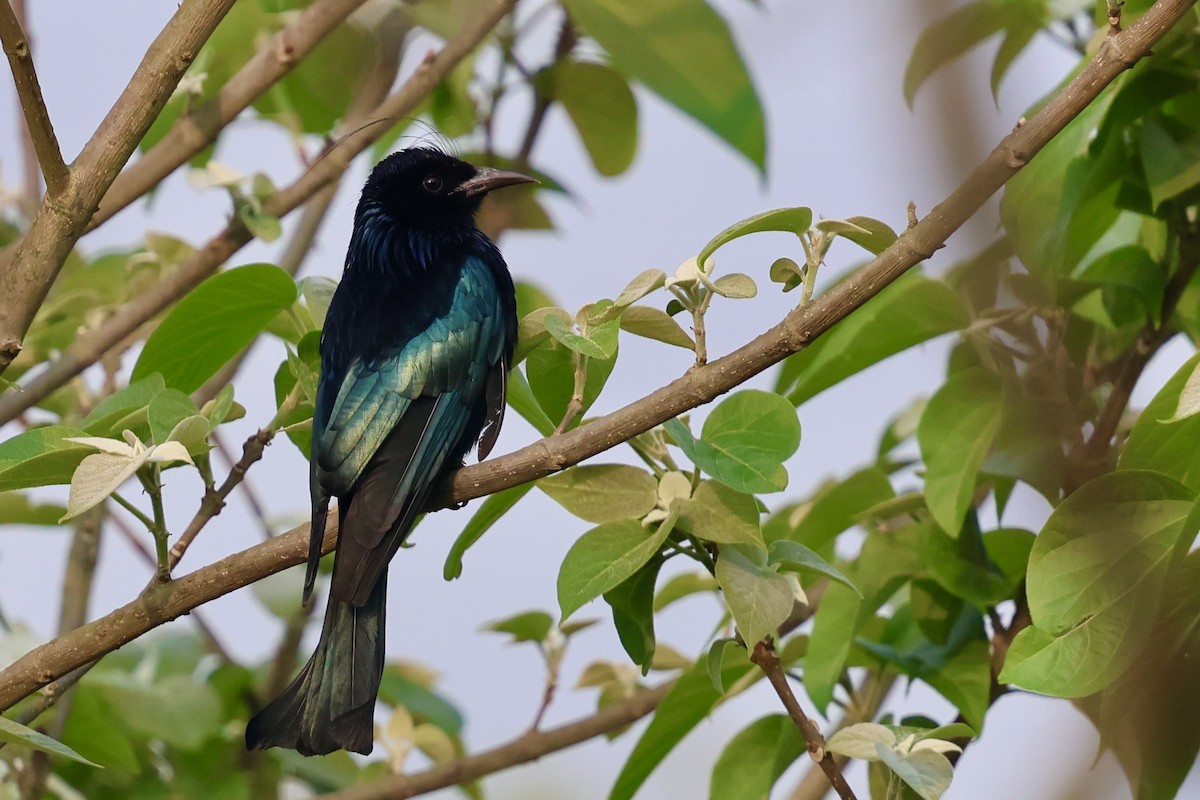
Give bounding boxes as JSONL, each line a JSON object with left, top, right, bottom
{"left": 1, "top": 1, "right": 1197, "bottom": 799}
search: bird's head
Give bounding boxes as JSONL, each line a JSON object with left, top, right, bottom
{"left": 360, "top": 147, "right": 536, "bottom": 232}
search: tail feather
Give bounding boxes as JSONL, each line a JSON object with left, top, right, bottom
{"left": 245, "top": 570, "right": 387, "bottom": 756}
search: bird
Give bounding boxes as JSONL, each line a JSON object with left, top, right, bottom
{"left": 245, "top": 147, "right": 533, "bottom": 756}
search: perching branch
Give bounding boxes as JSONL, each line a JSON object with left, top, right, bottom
{"left": 0, "top": 0, "right": 517, "bottom": 424}
{"left": 0, "top": 0, "right": 1191, "bottom": 717}
{"left": 0, "top": 0, "right": 237, "bottom": 375}
{"left": 0, "top": 0, "right": 66, "bottom": 196}
{"left": 89, "top": 0, "right": 374, "bottom": 232}
{"left": 317, "top": 681, "right": 673, "bottom": 800}
{"left": 751, "top": 639, "right": 858, "bottom": 800}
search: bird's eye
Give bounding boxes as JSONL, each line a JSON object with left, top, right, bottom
{"left": 422, "top": 174, "right": 443, "bottom": 193}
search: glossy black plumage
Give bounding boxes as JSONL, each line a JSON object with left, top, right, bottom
{"left": 245, "top": 148, "right": 530, "bottom": 756}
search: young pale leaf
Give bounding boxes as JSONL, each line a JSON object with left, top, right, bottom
{"left": 560, "top": 0, "right": 765, "bottom": 170}
{"left": 485, "top": 610, "right": 555, "bottom": 644}
{"left": 558, "top": 518, "right": 672, "bottom": 620}
{"left": 444, "top": 483, "right": 535, "bottom": 579}
{"left": 827, "top": 722, "right": 895, "bottom": 761}
{"left": 132, "top": 264, "right": 298, "bottom": 393}
{"left": 696, "top": 207, "right": 812, "bottom": 267}
{"left": 710, "top": 273, "right": 757, "bottom": 299}
{"left": 666, "top": 390, "right": 800, "bottom": 494}
{"left": 608, "top": 656, "right": 757, "bottom": 800}
{"left": 546, "top": 60, "right": 638, "bottom": 177}
{"left": 715, "top": 545, "right": 795, "bottom": 646}
{"left": 619, "top": 305, "right": 694, "bottom": 349}
{"left": 1000, "top": 471, "right": 1195, "bottom": 697}
{"left": 1163, "top": 356, "right": 1200, "bottom": 423}
{"left": 614, "top": 269, "right": 668, "bottom": 309}
{"left": 1122, "top": 353, "right": 1200, "bottom": 490}
{"left": 708, "top": 714, "right": 804, "bottom": 800}
{"left": 0, "top": 715, "right": 101, "bottom": 767}
{"left": 875, "top": 743, "right": 954, "bottom": 800}
{"left": 918, "top": 367, "right": 1003, "bottom": 536}
{"left": 0, "top": 426, "right": 93, "bottom": 492}
{"left": 768, "top": 540, "right": 861, "bottom": 597}
{"left": 777, "top": 273, "right": 969, "bottom": 405}
{"left": 677, "top": 480, "right": 764, "bottom": 547}
{"left": 539, "top": 464, "right": 658, "bottom": 523}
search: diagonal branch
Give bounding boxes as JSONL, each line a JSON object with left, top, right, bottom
{"left": 317, "top": 682, "right": 673, "bottom": 800}
{"left": 0, "top": 0, "right": 66, "bottom": 196}
{"left": 0, "top": 0, "right": 1191, "bottom": 718}
{"left": 90, "top": 0, "right": 373, "bottom": 232}
{"left": 0, "top": 0, "right": 237, "bottom": 375}
{"left": 0, "top": 0, "right": 517, "bottom": 424}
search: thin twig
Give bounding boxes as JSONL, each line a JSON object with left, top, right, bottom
{"left": 0, "top": 0, "right": 66, "bottom": 196}
{"left": 212, "top": 429, "right": 274, "bottom": 541}
{"left": 0, "top": 0, "right": 1189, "bottom": 715}
{"left": 751, "top": 639, "right": 857, "bottom": 800}
{"left": 0, "top": 0, "right": 516, "bottom": 420}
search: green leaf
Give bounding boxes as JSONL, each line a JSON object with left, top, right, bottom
{"left": 378, "top": 666, "right": 464, "bottom": 736}
{"left": 545, "top": 60, "right": 638, "bottom": 177}
{"left": 506, "top": 369, "right": 557, "bottom": 436}
{"left": 558, "top": 518, "right": 673, "bottom": 620}
{"left": 665, "top": 390, "right": 800, "bottom": 494}
{"left": 677, "top": 480, "right": 764, "bottom": 546}
{"left": 608, "top": 656, "right": 756, "bottom": 800}
{"left": 485, "top": 610, "right": 555, "bottom": 644}
{"left": 875, "top": 743, "right": 954, "bottom": 800}
{"left": 1000, "top": 471, "right": 1195, "bottom": 697}
{"left": 90, "top": 673, "right": 222, "bottom": 749}
{"left": 765, "top": 466, "right": 895, "bottom": 550}
{"left": 0, "top": 491, "right": 66, "bottom": 525}
{"left": 0, "top": 426, "right": 93, "bottom": 492}
{"left": 710, "top": 273, "right": 757, "bottom": 299}
{"left": 706, "top": 638, "right": 738, "bottom": 693}
{"left": 544, "top": 312, "right": 619, "bottom": 359}
{"left": 133, "top": 264, "right": 297, "bottom": 393}
{"left": 614, "top": 269, "right": 667, "bottom": 309}
{"left": 708, "top": 714, "right": 804, "bottom": 800}
{"left": 619, "top": 305, "right": 694, "bottom": 348}
{"left": 1075, "top": 245, "right": 1166, "bottom": 328}
{"left": 823, "top": 215, "right": 899, "bottom": 255}
{"left": 715, "top": 545, "right": 795, "bottom": 646}
{"left": 696, "top": 208, "right": 811, "bottom": 267}
{"left": 539, "top": 464, "right": 658, "bottom": 523}
{"left": 604, "top": 555, "right": 663, "bottom": 672}
{"left": 444, "top": 483, "right": 535, "bottom": 579}
{"left": 1123, "top": 353, "right": 1200, "bottom": 490}
{"left": 1140, "top": 115, "right": 1200, "bottom": 210}
{"left": 79, "top": 374, "right": 166, "bottom": 436}
{"left": 526, "top": 337, "right": 617, "bottom": 427}
{"left": 778, "top": 274, "right": 969, "bottom": 404}
{"left": 768, "top": 540, "right": 861, "bottom": 597}
{"left": 904, "top": 1, "right": 1008, "bottom": 106}
{"left": 562, "top": 0, "right": 766, "bottom": 170}
{"left": 917, "top": 367, "right": 1003, "bottom": 535}
{"left": 0, "top": 714, "right": 101, "bottom": 766}
{"left": 919, "top": 521, "right": 1018, "bottom": 606}
{"left": 654, "top": 571, "right": 718, "bottom": 611}
{"left": 147, "top": 388, "right": 202, "bottom": 445}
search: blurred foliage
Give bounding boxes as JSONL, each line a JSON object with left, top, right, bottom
{"left": 3, "top": 2, "right": 1200, "bottom": 800}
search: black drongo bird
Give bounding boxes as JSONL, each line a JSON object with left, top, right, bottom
{"left": 245, "top": 148, "right": 532, "bottom": 756}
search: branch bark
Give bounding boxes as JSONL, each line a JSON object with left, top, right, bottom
{"left": 0, "top": 0, "right": 1191, "bottom": 721}
{"left": 0, "top": 0, "right": 66, "bottom": 197}
{"left": 0, "top": 0, "right": 237, "bottom": 375}
{"left": 89, "top": 0, "right": 372, "bottom": 232}
{"left": 0, "top": 0, "right": 516, "bottom": 424}
{"left": 318, "top": 682, "right": 673, "bottom": 800}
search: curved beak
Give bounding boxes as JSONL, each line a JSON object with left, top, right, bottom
{"left": 454, "top": 166, "right": 538, "bottom": 198}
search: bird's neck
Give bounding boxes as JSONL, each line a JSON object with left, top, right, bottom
{"left": 347, "top": 205, "right": 490, "bottom": 284}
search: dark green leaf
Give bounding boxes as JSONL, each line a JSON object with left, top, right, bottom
{"left": 0, "top": 426, "right": 93, "bottom": 492}
{"left": 697, "top": 208, "right": 811, "bottom": 267}
{"left": 604, "top": 555, "right": 664, "bottom": 672}
{"left": 558, "top": 517, "right": 673, "bottom": 620}
{"left": 0, "top": 715, "right": 100, "bottom": 766}
{"left": 444, "top": 483, "right": 535, "bottom": 579}
{"left": 768, "top": 539, "right": 861, "bottom": 597}
{"left": 133, "top": 264, "right": 297, "bottom": 393}
{"left": 377, "top": 667, "right": 464, "bottom": 736}
{"left": 79, "top": 374, "right": 166, "bottom": 435}
{"left": 562, "top": 0, "right": 766, "bottom": 169}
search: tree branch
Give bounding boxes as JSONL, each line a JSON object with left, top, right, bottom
{"left": 751, "top": 639, "right": 857, "bottom": 800}
{"left": 0, "top": 0, "right": 1190, "bottom": 717}
{"left": 0, "top": 0, "right": 237, "bottom": 375}
{"left": 0, "top": 0, "right": 66, "bottom": 197}
{"left": 0, "top": 0, "right": 516, "bottom": 423}
{"left": 317, "top": 682, "right": 673, "bottom": 800}
{"left": 89, "top": 0, "right": 372, "bottom": 232}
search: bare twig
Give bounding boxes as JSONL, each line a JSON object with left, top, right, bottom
{"left": 90, "top": 0, "right": 372, "bottom": 232}
{"left": 0, "top": 0, "right": 1190, "bottom": 716}
{"left": 317, "top": 682, "right": 673, "bottom": 800}
{"left": 0, "top": 0, "right": 237, "bottom": 375}
{"left": 751, "top": 639, "right": 857, "bottom": 800}
{"left": 0, "top": 0, "right": 66, "bottom": 196}
{"left": 0, "top": 0, "right": 516, "bottom": 422}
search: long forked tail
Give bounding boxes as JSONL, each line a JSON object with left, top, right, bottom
{"left": 245, "top": 570, "right": 387, "bottom": 756}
